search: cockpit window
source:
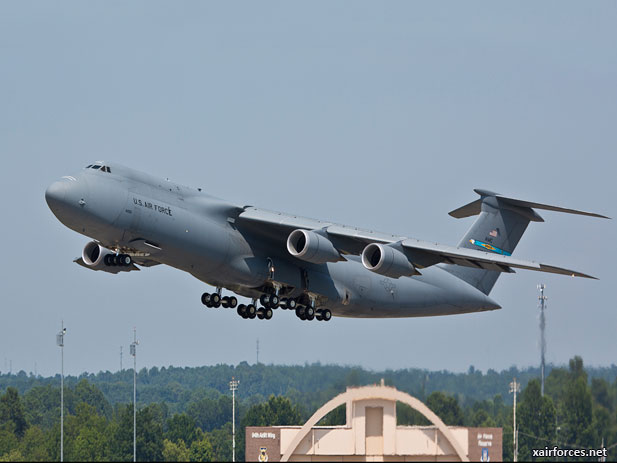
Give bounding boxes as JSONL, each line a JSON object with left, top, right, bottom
{"left": 105, "top": 166, "right": 111, "bottom": 173}
{"left": 92, "top": 165, "right": 101, "bottom": 170}
{"left": 85, "top": 164, "right": 93, "bottom": 168}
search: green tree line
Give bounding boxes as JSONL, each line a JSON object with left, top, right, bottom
{"left": 0, "top": 356, "right": 615, "bottom": 461}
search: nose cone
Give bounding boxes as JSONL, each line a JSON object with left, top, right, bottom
{"left": 45, "top": 180, "right": 68, "bottom": 215}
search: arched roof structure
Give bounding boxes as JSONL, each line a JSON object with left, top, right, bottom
{"left": 280, "top": 385, "right": 469, "bottom": 462}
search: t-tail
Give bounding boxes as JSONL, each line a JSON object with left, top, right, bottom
{"left": 444, "top": 189, "right": 609, "bottom": 295}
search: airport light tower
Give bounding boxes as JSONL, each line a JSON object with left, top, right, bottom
{"left": 130, "top": 328, "right": 139, "bottom": 463}
{"left": 510, "top": 378, "right": 521, "bottom": 462}
{"left": 230, "top": 377, "right": 239, "bottom": 462}
{"left": 538, "top": 284, "right": 548, "bottom": 396}
{"left": 56, "top": 323, "right": 66, "bottom": 463}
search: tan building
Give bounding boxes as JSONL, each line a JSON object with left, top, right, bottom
{"left": 246, "top": 384, "right": 502, "bottom": 462}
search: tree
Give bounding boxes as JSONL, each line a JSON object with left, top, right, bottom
{"left": 165, "top": 413, "right": 199, "bottom": 446}
{"left": 111, "top": 404, "right": 164, "bottom": 461}
{"left": 0, "top": 387, "right": 28, "bottom": 437}
{"left": 426, "top": 392, "right": 464, "bottom": 426}
{"left": 516, "top": 379, "right": 556, "bottom": 460}
{"left": 186, "top": 395, "right": 232, "bottom": 432}
{"left": 563, "top": 375, "right": 594, "bottom": 449}
{"left": 18, "top": 426, "right": 50, "bottom": 461}
{"left": 162, "top": 439, "right": 190, "bottom": 462}
{"left": 205, "top": 423, "right": 232, "bottom": 462}
{"left": 0, "top": 429, "right": 19, "bottom": 457}
{"left": 69, "top": 403, "right": 111, "bottom": 461}
{"left": 189, "top": 433, "right": 214, "bottom": 462}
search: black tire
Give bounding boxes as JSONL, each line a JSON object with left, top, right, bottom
{"left": 286, "top": 298, "right": 297, "bottom": 310}
{"left": 246, "top": 304, "right": 257, "bottom": 317}
{"left": 119, "top": 254, "right": 132, "bottom": 266}
{"left": 316, "top": 310, "right": 323, "bottom": 321}
{"left": 323, "top": 309, "right": 332, "bottom": 321}
{"left": 104, "top": 254, "right": 113, "bottom": 266}
{"left": 295, "top": 307, "right": 304, "bottom": 319}
{"left": 211, "top": 293, "right": 221, "bottom": 305}
{"left": 270, "top": 295, "right": 279, "bottom": 308}
{"left": 305, "top": 306, "right": 315, "bottom": 318}
{"left": 221, "top": 297, "right": 229, "bottom": 308}
{"left": 259, "top": 294, "right": 269, "bottom": 306}
{"left": 228, "top": 296, "right": 238, "bottom": 308}
{"left": 212, "top": 300, "right": 221, "bottom": 308}
{"left": 257, "top": 308, "right": 265, "bottom": 320}
{"left": 201, "top": 293, "right": 211, "bottom": 306}
{"left": 264, "top": 308, "right": 273, "bottom": 320}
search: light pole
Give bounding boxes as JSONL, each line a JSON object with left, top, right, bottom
{"left": 229, "top": 377, "right": 239, "bottom": 462}
{"left": 56, "top": 323, "right": 66, "bottom": 463}
{"left": 509, "top": 378, "right": 521, "bottom": 462}
{"left": 130, "top": 328, "right": 139, "bottom": 463}
{"left": 538, "top": 284, "right": 548, "bottom": 397}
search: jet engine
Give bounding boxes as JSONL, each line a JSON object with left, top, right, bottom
{"left": 82, "top": 241, "right": 132, "bottom": 268}
{"left": 286, "top": 229, "right": 341, "bottom": 264}
{"left": 361, "top": 243, "right": 417, "bottom": 278}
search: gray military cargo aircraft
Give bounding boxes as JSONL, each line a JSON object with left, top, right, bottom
{"left": 45, "top": 161, "right": 608, "bottom": 322}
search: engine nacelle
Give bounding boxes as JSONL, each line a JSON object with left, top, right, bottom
{"left": 286, "top": 229, "right": 341, "bottom": 264}
{"left": 361, "top": 243, "right": 416, "bottom": 278}
{"left": 82, "top": 241, "right": 115, "bottom": 268}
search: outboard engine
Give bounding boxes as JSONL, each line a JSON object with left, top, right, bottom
{"left": 361, "top": 243, "right": 417, "bottom": 278}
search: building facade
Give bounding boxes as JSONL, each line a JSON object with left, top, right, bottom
{"left": 246, "top": 384, "right": 502, "bottom": 462}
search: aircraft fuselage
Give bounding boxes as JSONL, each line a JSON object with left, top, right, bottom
{"left": 45, "top": 163, "right": 500, "bottom": 318}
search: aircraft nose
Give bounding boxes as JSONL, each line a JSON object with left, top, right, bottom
{"left": 45, "top": 180, "right": 67, "bottom": 213}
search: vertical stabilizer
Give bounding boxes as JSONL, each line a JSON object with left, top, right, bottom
{"left": 445, "top": 189, "right": 608, "bottom": 294}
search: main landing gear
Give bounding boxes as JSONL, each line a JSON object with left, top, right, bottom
{"left": 200, "top": 290, "right": 332, "bottom": 322}
{"left": 201, "top": 289, "right": 238, "bottom": 309}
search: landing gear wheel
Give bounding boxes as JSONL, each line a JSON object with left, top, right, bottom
{"left": 259, "top": 294, "right": 269, "bottom": 306}
{"left": 264, "top": 308, "right": 273, "bottom": 320}
{"left": 221, "top": 296, "right": 229, "bottom": 308}
{"left": 228, "top": 296, "right": 238, "bottom": 308}
{"left": 305, "top": 306, "right": 315, "bottom": 318}
{"left": 201, "top": 293, "right": 211, "bottom": 306}
{"left": 237, "top": 304, "right": 247, "bottom": 318}
{"left": 118, "top": 254, "right": 132, "bottom": 266}
{"left": 286, "top": 298, "right": 297, "bottom": 310}
{"left": 104, "top": 254, "right": 113, "bottom": 266}
{"left": 257, "top": 308, "right": 265, "bottom": 320}
{"left": 246, "top": 304, "right": 257, "bottom": 318}
{"left": 296, "top": 307, "right": 306, "bottom": 320}
{"left": 322, "top": 309, "right": 332, "bottom": 321}
{"left": 316, "top": 310, "right": 323, "bottom": 321}
{"left": 211, "top": 293, "right": 221, "bottom": 307}
{"left": 270, "top": 295, "right": 280, "bottom": 308}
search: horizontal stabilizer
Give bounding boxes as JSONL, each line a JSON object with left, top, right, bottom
{"left": 449, "top": 189, "right": 610, "bottom": 220}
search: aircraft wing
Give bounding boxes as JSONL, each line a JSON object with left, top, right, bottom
{"left": 237, "top": 207, "right": 596, "bottom": 279}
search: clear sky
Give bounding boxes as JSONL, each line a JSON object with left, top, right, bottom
{"left": 1, "top": 1, "right": 615, "bottom": 377}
